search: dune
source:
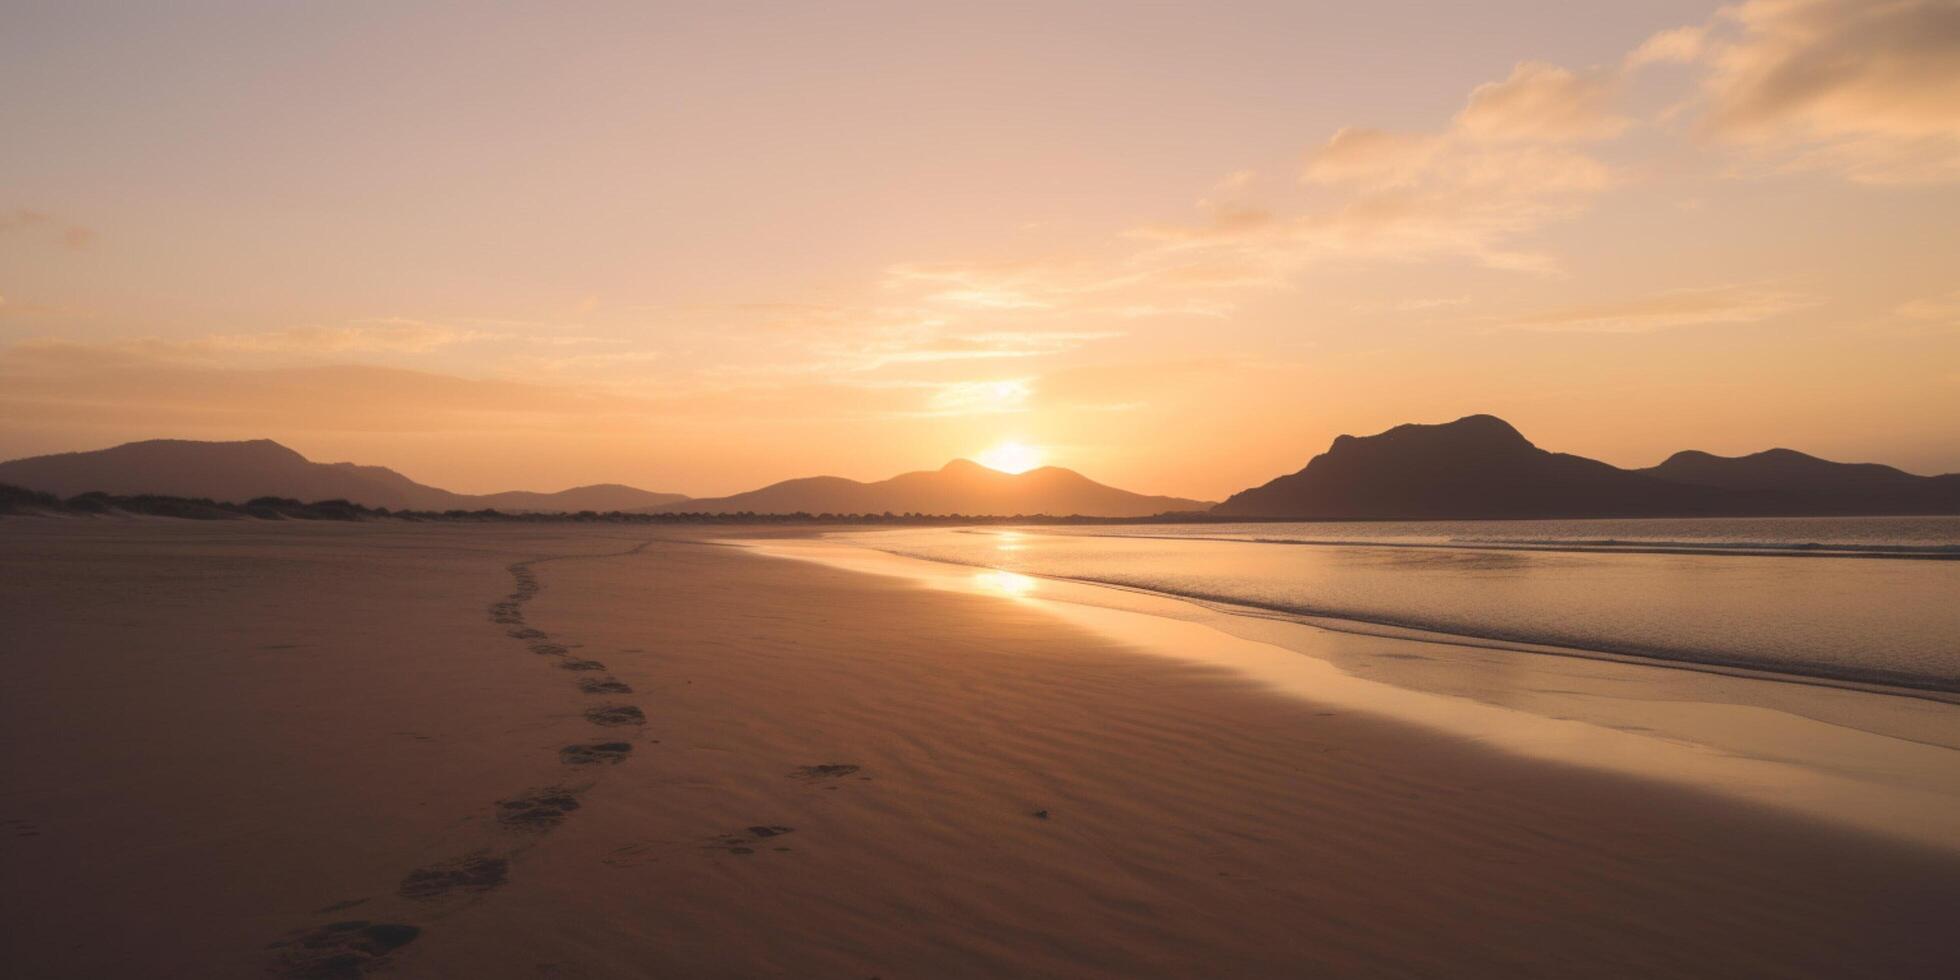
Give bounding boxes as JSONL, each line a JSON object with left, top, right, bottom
{"left": 1, "top": 519, "right": 1954, "bottom": 977}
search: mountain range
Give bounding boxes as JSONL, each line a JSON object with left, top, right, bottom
{"left": 1214, "top": 415, "right": 1960, "bottom": 519}
{"left": 0, "top": 439, "right": 688, "bottom": 513}
{"left": 2, "top": 418, "right": 1956, "bottom": 519}
{"left": 0, "top": 439, "right": 1209, "bottom": 517}
{"left": 643, "top": 459, "right": 1212, "bottom": 517}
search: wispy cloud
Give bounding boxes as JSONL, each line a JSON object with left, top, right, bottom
{"left": 1896, "top": 290, "right": 1960, "bottom": 326}
{"left": 860, "top": 0, "right": 1960, "bottom": 341}
{"left": 1499, "top": 284, "right": 1813, "bottom": 333}
{"left": 201, "top": 319, "right": 487, "bottom": 355}
{"left": 1456, "top": 61, "right": 1631, "bottom": 142}
{"left": 0, "top": 208, "right": 93, "bottom": 250}
{"left": 1639, "top": 0, "right": 1960, "bottom": 184}
{"left": 923, "top": 378, "right": 1034, "bottom": 416}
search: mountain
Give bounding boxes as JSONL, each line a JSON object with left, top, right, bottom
{"left": 648, "top": 459, "right": 1212, "bottom": 517}
{"left": 1213, "top": 416, "right": 1742, "bottom": 519}
{"left": 1212, "top": 414, "right": 1960, "bottom": 520}
{"left": 1642, "top": 448, "right": 1960, "bottom": 516}
{"left": 473, "top": 484, "right": 690, "bottom": 513}
{"left": 0, "top": 439, "right": 688, "bottom": 513}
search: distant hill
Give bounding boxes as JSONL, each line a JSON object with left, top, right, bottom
{"left": 649, "top": 459, "right": 1212, "bottom": 517}
{"left": 0, "top": 439, "right": 688, "bottom": 513}
{"left": 1213, "top": 415, "right": 1960, "bottom": 519}
{"left": 1640, "top": 449, "right": 1960, "bottom": 515}
{"left": 474, "top": 484, "right": 691, "bottom": 514}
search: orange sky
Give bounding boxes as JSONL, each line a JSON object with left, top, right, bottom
{"left": 3, "top": 1, "right": 1957, "bottom": 499}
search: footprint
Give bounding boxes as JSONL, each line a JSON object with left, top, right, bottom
{"left": 270, "top": 920, "right": 420, "bottom": 979}
{"left": 496, "top": 789, "right": 581, "bottom": 831}
{"left": 602, "top": 842, "right": 656, "bottom": 869}
{"left": 790, "top": 764, "right": 860, "bottom": 780}
{"left": 312, "top": 897, "right": 369, "bottom": 914}
{"left": 557, "top": 659, "right": 607, "bottom": 671}
{"left": 507, "top": 628, "right": 547, "bottom": 641}
{"left": 577, "top": 677, "right": 633, "bottom": 695}
{"left": 559, "top": 742, "right": 632, "bottom": 766}
{"left": 584, "top": 705, "right": 645, "bottom": 727}
{"left": 530, "top": 643, "right": 570, "bottom": 657}
{"left": 707, "top": 826, "right": 795, "bottom": 855}
{"left": 397, "top": 854, "right": 508, "bottom": 900}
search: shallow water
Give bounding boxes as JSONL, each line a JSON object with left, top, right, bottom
{"left": 840, "top": 517, "right": 1960, "bottom": 693}
{"left": 1067, "top": 515, "right": 1960, "bottom": 557}
{"left": 735, "top": 534, "right": 1960, "bottom": 853}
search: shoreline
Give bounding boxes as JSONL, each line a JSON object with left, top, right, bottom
{"left": 827, "top": 524, "right": 1960, "bottom": 698}
{"left": 732, "top": 533, "right": 1960, "bottom": 853}
{"left": 1003, "top": 525, "right": 1960, "bottom": 561}
{"left": 814, "top": 533, "right": 1960, "bottom": 701}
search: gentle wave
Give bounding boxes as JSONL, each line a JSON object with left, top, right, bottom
{"left": 1025, "top": 530, "right": 1960, "bottom": 560}
{"left": 852, "top": 520, "right": 1960, "bottom": 695}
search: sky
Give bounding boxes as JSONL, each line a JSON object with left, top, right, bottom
{"left": 3, "top": 0, "right": 1957, "bottom": 499}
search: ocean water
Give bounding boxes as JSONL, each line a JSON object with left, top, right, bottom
{"left": 840, "top": 517, "right": 1960, "bottom": 693}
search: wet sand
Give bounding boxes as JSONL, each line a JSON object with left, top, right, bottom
{"left": 2, "top": 519, "right": 1957, "bottom": 978}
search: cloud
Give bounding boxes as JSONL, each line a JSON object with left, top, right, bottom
{"left": 0, "top": 342, "right": 656, "bottom": 434}
{"left": 1896, "top": 289, "right": 1960, "bottom": 325}
{"left": 1500, "top": 284, "right": 1813, "bottom": 333}
{"left": 1096, "top": 2, "right": 1960, "bottom": 300}
{"left": 1626, "top": 25, "right": 1710, "bottom": 68}
{"left": 0, "top": 319, "right": 490, "bottom": 368}
{"left": 0, "top": 208, "right": 93, "bottom": 250}
{"left": 784, "top": 318, "right": 1121, "bottom": 375}
{"left": 923, "top": 378, "right": 1034, "bottom": 416}
{"left": 1291, "top": 125, "right": 1616, "bottom": 273}
{"left": 882, "top": 259, "right": 1149, "bottom": 312}
{"left": 1300, "top": 128, "right": 1444, "bottom": 190}
{"left": 0, "top": 336, "right": 967, "bottom": 431}
{"left": 201, "top": 319, "right": 486, "bottom": 355}
{"left": 1653, "top": 0, "right": 1960, "bottom": 183}
{"left": 1253, "top": 0, "right": 1960, "bottom": 296}
{"left": 0, "top": 293, "right": 82, "bottom": 320}
{"left": 1357, "top": 295, "right": 1472, "bottom": 314}
{"left": 504, "top": 348, "right": 666, "bottom": 379}
{"left": 1130, "top": 58, "right": 1630, "bottom": 278}
{"left": 1455, "top": 62, "right": 1631, "bottom": 142}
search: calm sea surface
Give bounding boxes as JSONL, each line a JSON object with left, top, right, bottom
{"left": 842, "top": 517, "right": 1960, "bottom": 692}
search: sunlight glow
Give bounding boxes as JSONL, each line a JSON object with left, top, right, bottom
{"left": 976, "top": 440, "right": 1043, "bottom": 474}
{"left": 972, "top": 569, "right": 1039, "bottom": 598}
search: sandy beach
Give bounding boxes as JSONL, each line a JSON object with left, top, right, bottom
{"left": 3, "top": 519, "right": 1958, "bottom": 979}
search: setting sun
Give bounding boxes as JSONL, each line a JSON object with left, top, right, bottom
{"left": 976, "top": 441, "right": 1044, "bottom": 474}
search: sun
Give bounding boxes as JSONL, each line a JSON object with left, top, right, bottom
{"left": 976, "top": 440, "right": 1044, "bottom": 474}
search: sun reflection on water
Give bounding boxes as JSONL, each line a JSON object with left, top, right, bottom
{"left": 972, "top": 569, "right": 1038, "bottom": 597}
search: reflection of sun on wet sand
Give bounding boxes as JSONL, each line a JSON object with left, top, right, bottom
{"left": 973, "top": 567, "right": 1039, "bottom": 596}
{"left": 2, "top": 520, "right": 1958, "bottom": 978}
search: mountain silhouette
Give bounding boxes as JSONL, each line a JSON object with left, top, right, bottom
{"left": 1642, "top": 448, "right": 1960, "bottom": 515}
{"left": 650, "top": 458, "right": 1212, "bottom": 517}
{"left": 1213, "top": 415, "right": 1959, "bottom": 519}
{"left": 0, "top": 439, "right": 688, "bottom": 512}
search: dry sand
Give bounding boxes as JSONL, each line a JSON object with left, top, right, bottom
{"left": 1, "top": 519, "right": 1956, "bottom": 978}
